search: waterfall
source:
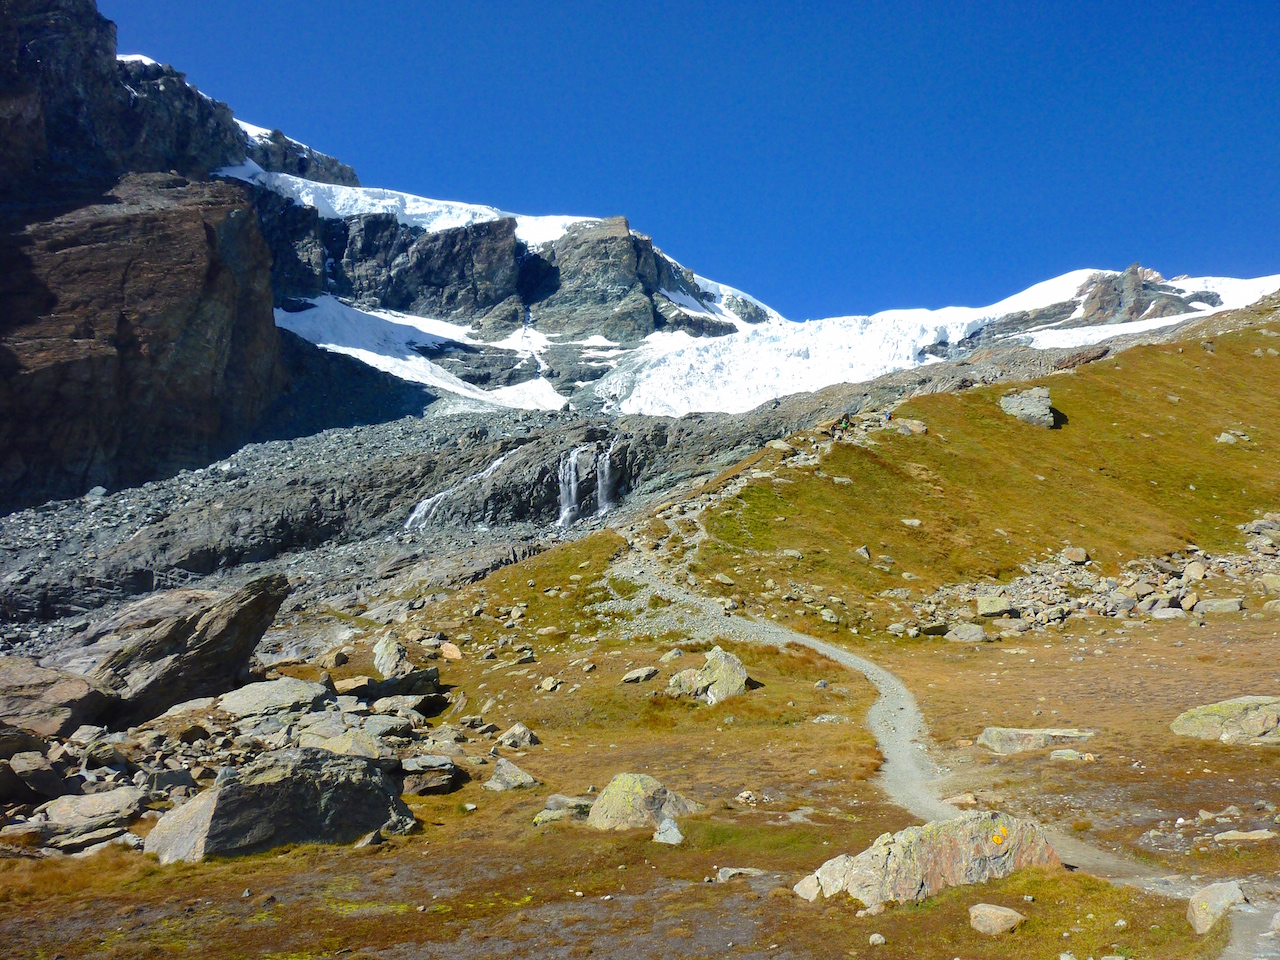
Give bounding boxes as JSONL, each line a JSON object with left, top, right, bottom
{"left": 596, "top": 435, "right": 624, "bottom": 516}
{"left": 557, "top": 445, "right": 594, "bottom": 526}
{"left": 405, "top": 453, "right": 509, "bottom": 531}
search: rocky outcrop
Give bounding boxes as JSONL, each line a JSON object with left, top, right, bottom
{"left": 1077, "top": 264, "right": 1221, "bottom": 327}
{"left": 243, "top": 127, "right": 359, "bottom": 187}
{"left": 0, "top": 0, "right": 246, "bottom": 189}
{"left": 1170, "top": 696, "right": 1280, "bottom": 745}
{"left": 587, "top": 773, "right": 703, "bottom": 830}
{"left": 0, "top": 0, "right": 356, "bottom": 194}
{"left": 143, "top": 747, "right": 416, "bottom": 863}
{"left": 794, "top": 812, "right": 1058, "bottom": 907}
{"left": 0, "top": 656, "right": 111, "bottom": 737}
{"left": 0, "top": 174, "right": 286, "bottom": 510}
{"left": 41, "top": 574, "right": 289, "bottom": 727}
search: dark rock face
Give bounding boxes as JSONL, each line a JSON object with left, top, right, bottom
{"left": 0, "top": 174, "right": 286, "bottom": 511}
{"left": 42, "top": 574, "right": 290, "bottom": 727}
{"left": 243, "top": 127, "right": 360, "bottom": 186}
{"left": 143, "top": 747, "right": 416, "bottom": 863}
{"left": 114, "top": 57, "right": 245, "bottom": 177}
{"left": 0, "top": 0, "right": 355, "bottom": 194}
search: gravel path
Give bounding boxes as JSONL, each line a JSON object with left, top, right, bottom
{"left": 611, "top": 539, "right": 1279, "bottom": 957}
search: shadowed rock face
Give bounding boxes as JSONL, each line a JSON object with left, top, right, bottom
{"left": 142, "top": 748, "right": 416, "bottom": 863}
{"left": 0, "top": 174, "right": 286, "bottom": 511}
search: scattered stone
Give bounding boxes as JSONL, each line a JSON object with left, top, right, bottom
{"left": 496, "top": 722, "right": 540, "bottom": 749}
{"left": 969, "top": 903, "right": 1025, "bottom": 935}
{"left": 652, "top": 818, "right": 683, "bottom": 845}
{"left": 658, "top": 649, "right": 684, "bottom": 663}
{"left": 482, "top": 758, "right": 536, "bottom": 791}
{"left": 1061, "top": 547, "right": 1088, "bottom": 565}
{"left": 1194, "top": 598, "right": 1243, "bottom": 614}
{"left": 945, "top": 623, "right": 989, "bottom": 644}
{"left": 1049, "top": 749, "right": 1094, "bottom": 762}
{"left": 400, "top": 755, "right": 460, "bottom": 795}
{"left": 144, "top": 748, "right": 414, "bottom": 864}
{"left": 975, "top": 596, "right": 1016, "bottom": 618}
{"left": 868, "top": 933, "right": 886, "bottom": 947}
{"left": 999, "top": 387, "right": 1054, "bottom": 428}
{"left": 812, "top": 714, "right": 851, "bottom": 724}
{"left": 536, "top": 676, "right": 561, "bottom": 692}
{"left": 716, "top": 867, "right": 764, "bottom": 882}
{"left": 587, "top": 773, "right": 703, "bottom": 831}
{"left": 621, "top": 667, "right": 659, "bottom": 684}
{"left": 713, "top": 573, "right": 735, "bottom": 586}
{"left": 1214, "top": 829, "right": 1275, "bottom": 843}
{"left": 439, "top": 642, "right": 463, "bottom": 661}
{"left": 1170, "top": 697, "right": 1280, "bottom": 745}
{"left": 977, "top": 727, "right": 1095, "bottom": 755}
{"left": 1186, "top": 880, "right": 1244, "bottom": 935}
{"left": 794, "top": 812, "right": 1058, "bottom": 908}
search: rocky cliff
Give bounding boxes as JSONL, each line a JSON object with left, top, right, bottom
{"left": 0, "top": 174, "right": 285, "bottom": 511}
{"left": 0, "top": 0, "right": 352, "bottom": 195}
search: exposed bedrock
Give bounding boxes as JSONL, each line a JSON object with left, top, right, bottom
{"left": 0, "top": 174, "right": 286, "bottom": 512}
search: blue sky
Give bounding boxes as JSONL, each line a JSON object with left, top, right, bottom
{"left": 101, "top": 0, "right": 1279, "bottom": 320}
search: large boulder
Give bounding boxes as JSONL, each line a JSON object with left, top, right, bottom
{"left": 1186, "top": 881, "right": 1244, "bottom": 935}
{"left": 49, "top": 575, "right": 290, "bottom": 727}
{"left": 1170, "top": 697, "right": 1280, "bottom": 745}
{"left": 794, "top": 812, "right": 1058, "bottom": 908}
{"left": 976, "top": 727, "right": 1095, "bottom": 755}
{"left": 587, "top": 773, "right": 704, "bottom": 831}
{"left": 666, "top": 647, "right": 751, "bottom": 705}
{"left": 998, "top": 387, "right": 1054, "bottom": 428}
{"left": 0, "top": 656, "right": 111, "bottom": 737}
{"left": 143, "top": 748, "right": 415, "bottom": 864}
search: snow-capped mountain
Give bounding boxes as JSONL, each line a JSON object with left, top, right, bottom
{"left": 220, "top": 126, "right": 1280, "bottom": 420}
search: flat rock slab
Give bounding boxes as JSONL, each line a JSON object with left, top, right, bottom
{"left": 795, "top": 812, "right": 1058, "bottom": 908}
{"left": 588, "top": 772, "right": 703, "bottom": 831}
{"left": 977, "top": 727, "right": 1094, "bottom": 755}
{"left": 0, "top": 656, "right": 111, "bottom": 738}
{"left": 44, "top": 786, "right": 148, "bottom": 834}
{"left": 217, "top": 677, "right": 329, "bottom": 719}
{"left": 143, "top": 748, "right": 414, "bottom": 864}
{"left": 969, "top": 902, "right": 1025, "bottom": 935}
{"left": 1170, "top": 696, "right": 1280, "bottom": 745}
{"left": 1187, "top": 881, "right": 1244, "bottom": 935}
{"left": 620, "top": 667, "right": 658, "bottom": 684}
